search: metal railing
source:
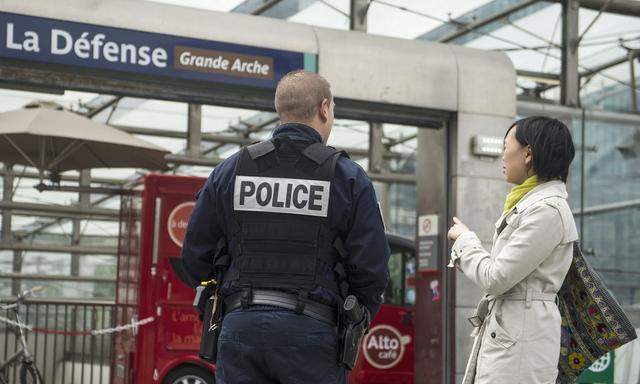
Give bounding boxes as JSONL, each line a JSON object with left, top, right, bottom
{"left": 0, "top": 299, "right": 115, "bottom": 384}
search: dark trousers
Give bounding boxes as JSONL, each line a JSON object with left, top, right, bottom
{"left": 215, "top": 307, "right": 348, "bottom": 384}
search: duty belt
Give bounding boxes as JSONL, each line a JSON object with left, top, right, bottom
{"left": 224, "top": 289, "right": 337, "bottom": 326}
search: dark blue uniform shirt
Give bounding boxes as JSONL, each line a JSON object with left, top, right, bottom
{"left": 181, "top": 123, "right": 390, "bottom": 316}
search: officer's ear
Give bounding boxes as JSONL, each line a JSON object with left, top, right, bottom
{"left": 318, "top": 98, "right": 331, "bottom": 122}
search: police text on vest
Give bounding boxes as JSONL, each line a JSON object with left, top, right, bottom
{"left": 234, "top": 176, "right": 330, "bottom": 217}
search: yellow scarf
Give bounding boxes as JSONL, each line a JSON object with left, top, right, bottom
{"left": 503, "top": 175, "right": 539, "bottom": 214}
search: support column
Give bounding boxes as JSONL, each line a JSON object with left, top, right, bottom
{"left": 350, "top": 0, "right": 369, "bottom": 32}
{"left": 2, "top": 163, "right": 21, "bottom": 296}
{"left": 448, "top": 113, "right": 514, "bottom": 383}
{"left": 187, "top": 104, "right": 202, "bottom": 157}
{"left": 368, "top": 123, "right": 391, "bottom": 226}
{"left": 1, "top": 163, "right": 13, "bottom": 243}
{"left": 11, "top": 251, "right": 22, "bottom": 296}
{"left": 415, "top": 126, "right": 448, "bottom": 384}
{"left": 71, "top": 169, "right": 91, "bottom": 277}
{"left": 561, "top": 0, "right": 580, "bottom": 107}
{"left": 378, "top": 182, "right": 391, "bottom": 229}
{"left": 629, "top": 51, "right": 638, "bottom": 113}
{"left": 368, "top": 122, "right": 384, "bottom": 173}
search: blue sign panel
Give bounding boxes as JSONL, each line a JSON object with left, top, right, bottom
{"left": 0, "top": 12, "right": 316, "bottom": 89}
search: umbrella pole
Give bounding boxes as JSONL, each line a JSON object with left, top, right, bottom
{"left": 39, "top": 137, "right": 46, "bottom": 184}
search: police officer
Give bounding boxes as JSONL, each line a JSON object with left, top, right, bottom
{"left": 181, "top": 70, "right": 390, "bottom": 384}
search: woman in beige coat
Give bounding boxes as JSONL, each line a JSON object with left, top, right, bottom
{"left": 447, "top": 116, "right": 579, "bottom": 384}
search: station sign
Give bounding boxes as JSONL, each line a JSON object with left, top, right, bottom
{"left": 0, "top": 12, "right": 317, "bottom": 89}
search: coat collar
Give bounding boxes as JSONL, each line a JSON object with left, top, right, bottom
{"left": 515, "top": 180, "right": 567, "bottom": 212}
{"left": 495, "top": 180, "right": 568, "bottom": 228}
{"left": 272, "top": 123, "right": 323, "bottom": 143}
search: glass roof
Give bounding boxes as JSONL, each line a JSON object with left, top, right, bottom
{"left": 146, "top": 0, "right": 640, "bottom": 98}
{"left": 3, "top": 0, "right": 640, "bottom": 236}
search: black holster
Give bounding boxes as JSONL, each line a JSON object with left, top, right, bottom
{"left": 338, "top": 295, "right": 370, "bottom": 370}
{"left": 195, "top": 238, "right": 230, "bottom": 363}
{"left": 198, "top": 291, "right": 222, "bottom": 362}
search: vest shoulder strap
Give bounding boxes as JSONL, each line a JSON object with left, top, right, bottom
{"left": 246, "top": 140, "right": 276, "bottom": 160}
{"left": 302, "top": 143, "right": 342, "bottom": 165}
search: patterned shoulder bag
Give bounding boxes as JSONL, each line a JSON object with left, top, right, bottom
{"left": 556, "top": 242, "right": 638, "bottom": 383}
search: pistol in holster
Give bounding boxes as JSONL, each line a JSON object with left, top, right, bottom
{"left": 338, "top": 294, "right": 370, "bottom": 370}
{"left": 193, "top": 238, "right": 229, "bottom": 363}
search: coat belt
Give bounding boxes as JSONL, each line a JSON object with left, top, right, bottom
{"left": 467, "top": 290, "right": 557, "bottom": 331}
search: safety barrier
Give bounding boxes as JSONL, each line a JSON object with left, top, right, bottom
{"left": 0, "top": 299, "right": 118, "bottom": 384}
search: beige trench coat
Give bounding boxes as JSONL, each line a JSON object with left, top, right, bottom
{"left": 450, "top": 181, "right": 579, "bottom": 384}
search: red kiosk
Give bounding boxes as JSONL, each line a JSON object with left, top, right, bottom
{"left": 112, "top": 174, "right": 418, "bottom": 383}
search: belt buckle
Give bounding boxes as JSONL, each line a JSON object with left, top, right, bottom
{"left": 240, "top": 287, "right": 252, "bottom": 309}
{"left": 468, "top": 315, "right": 482, "bottom": 328}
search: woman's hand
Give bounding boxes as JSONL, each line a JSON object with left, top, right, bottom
{"left": 447, "top": 217, "right": 471, "bottom": 241}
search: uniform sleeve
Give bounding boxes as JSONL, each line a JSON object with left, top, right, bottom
{"left": 451, "top": 204, "right": 564, "bottom": 296}
{"left": 343, "top": 170, "right": 390, "bottom": 318}
{"left": 180, "top": 173, "right": 225, "bottom": 287}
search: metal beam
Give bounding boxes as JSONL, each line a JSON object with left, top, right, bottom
{"left": 0, "top": 169, "right": 126, "bottom": 185}
{"left": 554, "top": 0, "right": 640, "bottom": 17}
{"left": 580, "top": 55, "right": 628, "bottom": 78}
{"left": 0, "top": 272, "right": 115, "bottom": 283}
{"left": 517, "top": 99, "right": 640, "bottom": 124}
{"left": 164, "top": 151, "right": 412, "bottom": 170}
{"left": 164, "top": 154, "right": 224, "bottom": 167}
{"left": 573, "top": 198, "right": 640, "bottom": 216}
{"left": 12, "top": 232, "right": 117, "bottom": 247}
{"left": 517, "top": 70, "right": 561, "bottom": 83}
{"left": 416, "top": 0, "right": 544, "bottom": 44}
{"left": 84, "top": 96, "right": 122, "bottom": 118}
{"left": 441, "top": 0, "right": 540, "bottom": 43}
{"left": 421, "top": 0, "right": 640, "bottom": 46}
{"left": 561, "top": 0, "right": 580, "bottom": 107}
{"left": 0, "top": 82, "right": 65, "bottom": 95}
{"left": 0, "top": 242, "right": 117, "bottom": 255}
{"left": 232, "top": 0, "right": 314, "bottom": 18}
{"left": 229, "top": 113, "right": 280, "bottom": 136}
{"left": 8, "top": 209, "right": 119, "bottom": 222}
{"left": 114, "top": 124, "right": 250, "bottom": 145}
{"left": 117, "top": 124, "right": 381, "bottom": 158}
{"left": 524, "top": 55, "right": 628, "bottom": 95}
{"left": 0, "top": 201, "right": 120, "bottom": 220}
{"left": 368, "top": 172, "right": 416, "bottom": 184}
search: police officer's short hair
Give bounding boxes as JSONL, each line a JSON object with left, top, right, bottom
{"left": 275, "top": 70, "right": 332, "bottom": 121}
{"left": 506, "top": 116, "right": 576, "bottom": 182}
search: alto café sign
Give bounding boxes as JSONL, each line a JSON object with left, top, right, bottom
{"left": 363, "top": 325, "right": 412, "bottom": 370}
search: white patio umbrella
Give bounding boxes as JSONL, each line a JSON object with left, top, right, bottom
{"left": 0, "top": 101, "right": 169, "bottom": 178}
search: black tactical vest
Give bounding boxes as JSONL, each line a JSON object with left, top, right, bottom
{"left": 226, "top": 136, "right": 348, "bottom": 302}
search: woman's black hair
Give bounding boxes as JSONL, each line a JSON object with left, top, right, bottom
{"left": 506, "top": 116, "right": 576, "bottom": 182}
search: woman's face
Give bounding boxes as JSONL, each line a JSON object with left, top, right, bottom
{"left": 502, "top": 126, "right": 532, "bottom": 185}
